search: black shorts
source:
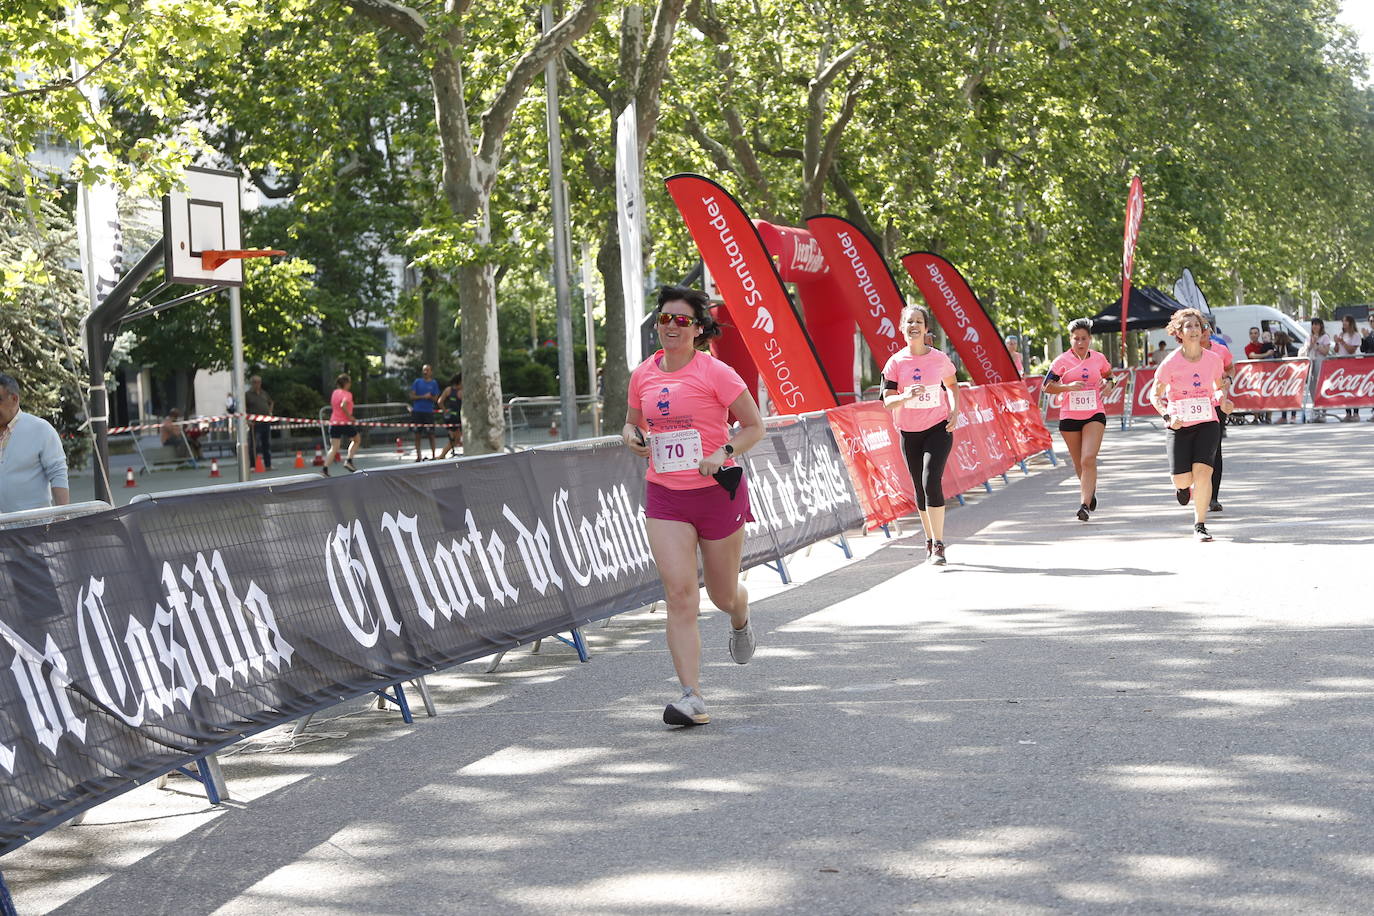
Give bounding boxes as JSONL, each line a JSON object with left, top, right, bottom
{"left": 411, "top": 411, "right": 437, "bottom": 428}
{"left": 1166, "top": 421, "right": 1221, "bottom": 475}
{"left": 329, "top": 424, "right": 357, "bottom": 440}
{"left": 443, "top": 413, "right": 462, "bottom": 432}
{"left": 1059, "top": 412, "right": 1106, "bottom": 433}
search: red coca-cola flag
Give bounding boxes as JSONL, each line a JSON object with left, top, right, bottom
{"left": 1023, "top": 375, "right": 1046, "bottom": 411}
{"left": 1230, "top": 358, "right": 1309, "bottom": 410}
{"left": 1121, "top": 176, "right": 1144, "bottom": 365}
{"left": 1132, "top": 367, "right": 1159, "bottom": 417}
{"left": 900, "top": 252, "right": 1021, "bottom": 384}
{"left": 1313, "top": 357, "right": 1374, "bottom": 408}
{"left": 805, "top": 215, "right": 906, "bottom": 369}
{"left": 1103, "top": 368, "right": 1131, "bottom": 418}
{"left": 665, "top": 174, "right": 838, "bottom": 414}
{"left": 825, "top": 402, "right": 916, "bottom": 530}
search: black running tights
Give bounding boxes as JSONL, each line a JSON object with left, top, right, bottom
{"left": 901, "top": 424, "right": 953, "bottom": 511}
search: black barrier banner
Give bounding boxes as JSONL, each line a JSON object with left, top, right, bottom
{"left": 0, "top": 415, "right": 860, "bottom": 852}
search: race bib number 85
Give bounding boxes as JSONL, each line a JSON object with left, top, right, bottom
{"left": 909, "top": 385, "right": 943, "bottom": 409}
{"left": 650, "top": 428, "right": 703, "bottom": 473}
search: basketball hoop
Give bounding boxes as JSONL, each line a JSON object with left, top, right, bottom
{"left": 200, "top": 249, "right": 286, "bottom": 271}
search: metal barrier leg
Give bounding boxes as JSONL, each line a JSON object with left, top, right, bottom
{"left": 550, "top": 629, "right": 591, "bottom": 662}
{"left": 983, "top": 481, "right": 993, "bottom": 493}
{"left": 1043, "top": 448, "right": 1058, "bottom": 467}
{"left": 833, "top": 532, "right": 853, "bottom": 559}
{"left": 483, "top": 650, "right": 508, "bottom": 674}
{"left": 1000, "top": 473, "right": 1009, "bottom": 484}
{"left": 1019, "top": 460, "right": 1029, "bottom": 475}
{"left": 167, "top": 754, "right": 226, "bottom": 804}
{"left": 956, "top": 494, "right": 966, "bottom": 506}
{"left": 372, "top": 682, "right": 414, "bottom": 724}
{"left": 410, "top": 676, "right": 437, "bottom": 717}
{"left": 763, "top": 558, "right": 791, "bottom": 584}
{"left": 291, "top": 713, "right": 315, "bottom": 737}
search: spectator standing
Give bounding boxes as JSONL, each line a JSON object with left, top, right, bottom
{"left": 409, "top": 364, "right": 440, "bottom": 460}
{"left": 1004, "top": 335, "right": 1024, "bottom": 376}
{"left": 1332, "top": 316, "right": 1363, "bottom": 420}
{"left": 244, "top": 375, "right": 275, "bottom": 468}
{"left": 1300, "top": 318, "right": 1332, "bottom": 422}
{"left": 0, "top": 373, "right": 70, "bottom": 514}
{"left": 1149, "top": 340, "right": 1170, "bottom": 366}
{"left": 1244, "top": 327, "right": 1276, "bottom": 423}
{"left": 1272, "top": 331, "right": 1299, "bottom": 424}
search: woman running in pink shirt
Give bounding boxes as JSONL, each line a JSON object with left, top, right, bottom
{"left": 882, "top": 304, "right": 961, "bottom": 565}
{"left": 1148, "top": 308, "right": 1234, "bottom": 541}
{"left": 1044, "top": 317, "right": 1116, "bottom": 522}
{"left": 624, "top": 286, "right": 766, "bottom": 728}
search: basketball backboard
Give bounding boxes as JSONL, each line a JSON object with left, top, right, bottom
{"left": 163, "top": 166, "right": 243, "bottom": 286}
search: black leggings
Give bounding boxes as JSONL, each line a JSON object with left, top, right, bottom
{"left": 901, "top": 424, "right": 953, "bottom": 510}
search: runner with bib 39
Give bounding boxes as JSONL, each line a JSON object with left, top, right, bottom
{"left": 1149, "top": 308, "right": 1234, "bottom": 542}
{"left": 1045, "top": 317, "right": 1117, "bottom": 522}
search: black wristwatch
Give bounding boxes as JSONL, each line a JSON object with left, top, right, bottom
{"left": 722, "top": 443, "right": 735, "bottom": 456}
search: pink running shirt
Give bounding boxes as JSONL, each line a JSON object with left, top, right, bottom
{"left": 1047, "top": 349, "right": 1113, "bottom": 420}
{"left": 882, "top": 347, "right": 957, "bottom": 432}
{"left": 1155, "top": 348, "right": 1225, "bottom": 427}
{"left": 329, "top": 388, "right": 353, "bottom": 423}
{"left": 628, "top": 350, "right": 747, "bottom": 490}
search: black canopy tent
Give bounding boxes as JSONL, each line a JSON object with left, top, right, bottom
{"left": 1087, "top": 286, "right": 1191, "bottom": 333}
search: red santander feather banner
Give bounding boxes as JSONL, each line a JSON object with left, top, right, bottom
{"left": 805, "top": 215, "right": 906, "bottom": 369}
{"left": 900, "top": 252, "right": 1021, "bottom": 385}
{"left": 1121, "top": 176, "right": 1144, "bottom": 365}
{"left": 665, "top": 174, "right": 837, "bottom": 414}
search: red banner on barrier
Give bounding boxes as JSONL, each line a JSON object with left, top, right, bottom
{"left": 941, "top": 382, "right": 1051, "bottom": 497}
{"left": 1230, "top": 358, "right": 1309, "bottom": 410}
{"left": 805, "top": 215, "right": 906, "bottom": 369}
{"left": 1023, "top": 375, "right": 1045, "bottom": 410}
{"left": 1102, "top": 368, "right": 1131, "bottom": 417}
{"left": 1314, "top": 357, "right": 1374, "bottom": 408}
{"left": 900, "top": 252, "right": 1021, "bottom": 384}
{"left": 985, "top": 381, "right": 1053, "bottom": 461}
{"left": 665, "top": 174, "right": 838, "bottom": 414}
{"left": 1132, "top": 367, "right": 1159, "bottom": 417}
{"left": 825, "top": 402, "right": 916, "bottom": 530}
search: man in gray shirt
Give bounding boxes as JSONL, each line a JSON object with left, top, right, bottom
{"left": 0, "top": 373, "right": 70, "bottom": 513}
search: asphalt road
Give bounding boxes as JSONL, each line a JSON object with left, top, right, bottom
{"left": 8, "top": 419, "right": 1374, "bottom": 915}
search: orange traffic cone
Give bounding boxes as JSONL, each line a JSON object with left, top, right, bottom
{"left": 294, "top": 450, "right": 305, "bottom": 469}
{"left": 209, "top": 458, "right": 221, "bottom": 478}
{"left": 548, "top": 417, "right": 559, "bottom": 437}
{"left": 124, "top": 467, "right": 137, "bottom": 488}
{"left": 253, "top": 453, "right": 266, "bottom": 474}
{"left": 312, "top": 445, "right": 325, "bottom": 466}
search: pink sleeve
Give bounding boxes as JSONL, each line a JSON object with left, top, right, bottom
{"left": 1048, "top": 353, "right": 1069, "bottom": 377}
{"left": 939, "top": 352, "right": 958, "bottom": 380}
{"left": 711, "top": 358, "right": 748, "bottom": 407}
{"left": 1098, "top": 352, "right": 1114, "bottom": 376}
{"left": 882, "top": 354, "right": 898, "bottom": 384}
{"left": 626, "top": 366, "right": 642, "bottom": 411}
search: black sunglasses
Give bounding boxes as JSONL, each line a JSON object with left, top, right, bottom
{"left": 657, "top": 313, "right": 698, "bottom": 327}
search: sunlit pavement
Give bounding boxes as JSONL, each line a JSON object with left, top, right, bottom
{"left": 12, "top": 420, "right": 1374, "bottom": 914}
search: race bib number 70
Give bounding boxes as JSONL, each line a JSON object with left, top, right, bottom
{"left": 650, "top": 428, "right": 703, "bottom": 473}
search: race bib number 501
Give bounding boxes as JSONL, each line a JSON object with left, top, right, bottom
{"left": 650, "top": 428, "right": 703, "bottom": 473}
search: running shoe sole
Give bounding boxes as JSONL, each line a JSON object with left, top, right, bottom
{"left": 1209, "top": 502, "right": 1222, "bottom": 512}
{"left": 1176, "top": 488, "right": 1190, "bottom": 506}
{"left": 663, "top": 704, "right": 710, "bottom": 727}
{"left": 1076, "top": 505, "right": 1090, "bottom": 522}
{"left": 1194, "top": 525, "right": 1213, "bottom": 542}
{"left": 1089, "top": 494, "right": 1098, "bottom": 511}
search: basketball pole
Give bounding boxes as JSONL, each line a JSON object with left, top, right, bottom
{"left": 229, "top": 285, "right": 249, "bottom": 481}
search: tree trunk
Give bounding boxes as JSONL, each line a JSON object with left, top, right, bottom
{"left": 597, "top": 221, "right": 630, "bottom": 430}
{"left": 458, "top": 255, "right": 503, "bottom": 454}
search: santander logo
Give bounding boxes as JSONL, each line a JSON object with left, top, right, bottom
{"left": 1320, "top": 364, "right": 1374, "bottom": 400}
{"left": 752, "top": 309, "right": 775, "bottom": 334}
{"left": 963, "top": 326, "right": 980, "bottom": 344}
{"left": 877, "top": 317, "right": 896, "bottom": 338}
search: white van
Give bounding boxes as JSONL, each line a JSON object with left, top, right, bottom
{"left": 1147, "top": 304, "right": 1309, "bottom": 356}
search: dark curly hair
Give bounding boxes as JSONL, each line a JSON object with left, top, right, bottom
{"left": 657, "top": 285, "right": 723, "bottom": 350}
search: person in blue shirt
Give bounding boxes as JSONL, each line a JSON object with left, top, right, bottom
{"left": 0, "top": 373, "right": 70, "bottom": 514}
{"left": 409, "top": 364, "right": 441, "bottom": 460}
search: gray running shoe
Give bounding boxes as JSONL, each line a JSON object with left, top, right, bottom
{"left": 663, "top": 688, "right": 710, "bottom": 727}
{"left": 729, "top": 620, "right": 756, "bottom": 665}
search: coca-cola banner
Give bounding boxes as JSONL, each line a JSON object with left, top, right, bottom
{"left": 825, "top": 402, "right": 916, "bottom": 530}
{"left": 1230, "top": 358, "right": 1310, "bottom": 410}
{"left": 1103, "top": 368, "right": 1131, "bottom": 418}
{"left": 665, "top": 174, "right": 837, "bottom": 414}
{"left": 1313, "top": 357, "right": 1374, "bottom": 408}
{"left": 900, "top": 252, "right": 1021, "bottom": 384}
{"left": 805, "top": 215, "right": 907, "bottom": 370}
{"left": 0, "top": 418, "right": 861, "bottom": 853}
{"left": 1023, "top": 375, "right": 1046, "bottom": 411}
{"left": 1132, "top": 368, "right": 1160, "bottom": 417}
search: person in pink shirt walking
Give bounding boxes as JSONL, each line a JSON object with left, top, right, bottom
{"left": 1149, "top": 309, "right": 1234, "bottom": 541}
{"left": 882, "top": 304, "right": 961, "bottom": 565}
{"left": 624, "top": 286, "right": 766, "bottom": 728}
{"left": 1044, "top": 318, "right": 1117, "bottom": 522}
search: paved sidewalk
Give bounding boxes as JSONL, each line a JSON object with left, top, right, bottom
{"left": 10, "top": 421, "right": 1374, "bottom": 914}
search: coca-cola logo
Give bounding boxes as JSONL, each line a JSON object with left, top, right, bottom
{"left": 1103, "top": 370, "right": 1130, "bottom": 405}
{"left": 1232, "top": 361, "right": 1308, "bottom": 399}
{"left": 1319, "top": 364, "right": 1374, "bottom": 400}
{"left": 1133, "top": 369, "right": 1158, "bottom": 407}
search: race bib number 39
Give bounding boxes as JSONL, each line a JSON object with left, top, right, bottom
{"left": 650, "top": 428, "right": 703, "bottom": 473}
{"left": 1171, "top": 396, "right": 1213, "bottom": 423}
{"left": 1067, "top": 389, "right": 1099, "bottom": 412}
